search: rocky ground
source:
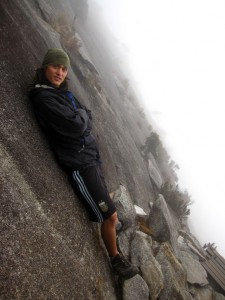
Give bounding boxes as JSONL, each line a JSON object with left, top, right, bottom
{"left": 0, "top": 0, "right": 225, "bottom": 299}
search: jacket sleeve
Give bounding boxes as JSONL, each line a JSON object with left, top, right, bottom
{"left": 33, "top": 94, "right": 89, "bottom": 138}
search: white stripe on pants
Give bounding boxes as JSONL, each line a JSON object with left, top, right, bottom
{"left": 72, "top": 170, "right": 104, "bottom": 222}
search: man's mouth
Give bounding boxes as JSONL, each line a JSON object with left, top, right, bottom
{"left": 54, "top": 76, "right": 62, "bottom": 81}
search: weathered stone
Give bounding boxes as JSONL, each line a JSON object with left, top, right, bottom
{"left": 214, "top": 291, "right": 225, "bottom": 300}
{"left": 189, "top": 286, "right": 213, "bottom": 300}
{"left": 156, "top": 242, "right": 192, "bottom": 300}
{"left": 188, "top": 284, "right": 225, "bottom": 300}
{"left": 179, "top": 230, "right": 206, "bottom": 258}
{"left": 180, "top": 251, "right": 208, "bottom": 286}
{"left": 131, "top": 231, "right": 153, "bottom": 264}
{"left": 130, "top": 231, "right": 164, "bottom": 299}
{"left": 123, "top": 275, "right": 149, "bottom": 300}
{"left": 178, "top": 236, "right": 203, "bottom": 261}
{"left": 117, "top": 228, "right": 136, "bottom": 258}
{"left": 141, "top": 263, "right": 164, "bottom": 300}
{"left": 113, "top": 185, "right": 137, "bottom": 257}
{"left": 113, "top": 185, "right": 136, "bottom": 230}
{"left": 148, "top": 194, "right": 180, "bottom": 257}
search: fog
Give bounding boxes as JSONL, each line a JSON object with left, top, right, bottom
{"left": 91, "top": 0, "right": 225, "bottom": 257}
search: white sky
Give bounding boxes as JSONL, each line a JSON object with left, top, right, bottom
{"left": 92, "top": 0, "right": 225, "bottom": 257}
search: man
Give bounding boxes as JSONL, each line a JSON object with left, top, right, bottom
{"left": 29, "top": 48, "right": 138, "bottom": 279}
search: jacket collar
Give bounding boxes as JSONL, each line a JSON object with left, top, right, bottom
{"left": 34, "top": 84, "right": 55, "bottom": 89}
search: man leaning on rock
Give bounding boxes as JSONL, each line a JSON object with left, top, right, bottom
{"left": 28, "top": 48, "right": 139, "bottom": 279}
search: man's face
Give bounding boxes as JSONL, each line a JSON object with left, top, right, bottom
{"left": 45, "top": 64, "right": 68, "bottom": 87}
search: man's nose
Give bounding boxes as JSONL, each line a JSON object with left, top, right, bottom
{"left": 56, "top": 67, "right": 63, "bottom": 75}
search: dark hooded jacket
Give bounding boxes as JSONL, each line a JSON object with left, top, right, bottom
{"left": 29, "top": 84, "right": 101, "bottom": 170}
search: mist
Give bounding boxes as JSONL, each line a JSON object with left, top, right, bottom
{"left": 89, "top": 0, "right": 225, "bottom": 257}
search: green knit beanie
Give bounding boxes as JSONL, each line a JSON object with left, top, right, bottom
{"left": 42, "top": 48, "right": 70, "bottom": 68}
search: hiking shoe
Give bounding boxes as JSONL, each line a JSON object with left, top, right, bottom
{"left": 110, "top": 254, "right": 139, "bottom": 279}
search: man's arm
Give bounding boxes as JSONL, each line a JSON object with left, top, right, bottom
{"left": 33, "top": 95, "right": 89, "bottom": 138}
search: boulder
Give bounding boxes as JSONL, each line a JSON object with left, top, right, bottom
{"left": 113, "top": 185, "right": 136, "bottom": 229}
{"left": 123, "top": 275, "right": 149, "bottom": 300}
{"left": 130, "top": 231, "right": 164, "bottom": 299}
{"left": 178, "top": 236, "right": 205, "bottom": 261}
{"left": 180, "top": 251, "right": 208, "bottom": 286}
{"left": 113, "top": 185, "right": 137, "bottom": 257}
{"left": 117, "top": 228, "right": 136, "bottom": 259}
{"left": 156, "top": 242, "right": 192, "bottom": 300}
{"left": 179, "top": 230, "right": 206, "bottom": 258}
{"left": 188, "top": 286, "right": 213, "bottom": 300}
{"left": 214, "top": 292, "right": 225, "bottom": 300}
{"left": 188, "top": 286, "right": 225, "bottom": 300}
{"left": 148, "top": 194, "right": 180, "bottom": 257}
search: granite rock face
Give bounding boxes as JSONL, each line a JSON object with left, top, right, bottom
{"left": 0, "top": 1, "right": 112, "bottom": 299}
{"left": 147, "top": 155, "right": 163, "bottom": 190}
{"left": 0, "top": 137, "right": 116, "bottom": 300}
{"left": 1, "top": 1, "right": 224, "bottom": 299}
{"left": 0, "top": 1, "right": 154, "bottom": 298}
